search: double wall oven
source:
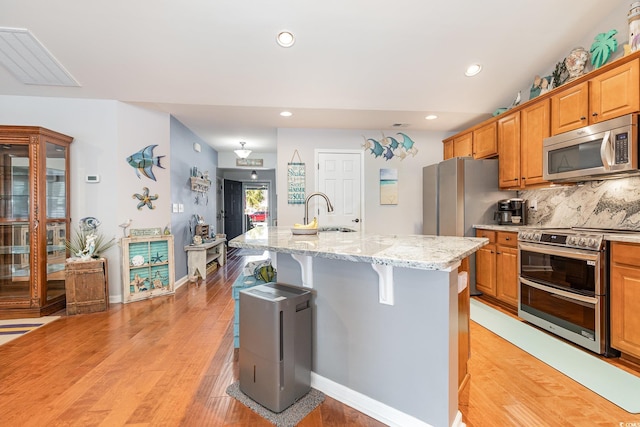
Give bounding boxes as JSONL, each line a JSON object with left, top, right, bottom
{"left": 518, "top": 229, "right": 618, "bottom": 356}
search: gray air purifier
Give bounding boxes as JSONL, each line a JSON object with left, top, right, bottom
{"left": 239, "top": 282, "right": 312, "bottom": 413}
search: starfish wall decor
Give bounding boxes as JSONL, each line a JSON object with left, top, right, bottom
{"left": 132, "top": 187, "right": 158, "bottom": 210}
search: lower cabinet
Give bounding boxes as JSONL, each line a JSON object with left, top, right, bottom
{"left": 610, "top": 242, "right": 640, "bottom": 360}
{"left": 475, "top": 229, "right": 519, "bottom": 309}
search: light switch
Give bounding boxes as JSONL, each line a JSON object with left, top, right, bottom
{"left": 172, "top": 203, "right": 179, "bottom": 213}
{"left": 178, "top": 203, "right": 184, "bottom": 213}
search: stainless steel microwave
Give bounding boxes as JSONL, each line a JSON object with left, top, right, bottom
{"left": 543, "top": 114, "right": 639, "bottom": 182}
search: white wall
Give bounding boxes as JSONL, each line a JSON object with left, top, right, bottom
{"left": 0, "top": 95, "right": 172, "bottom": 302}
{"left": 277, "top": 128, "right": 447, "bottom": 234}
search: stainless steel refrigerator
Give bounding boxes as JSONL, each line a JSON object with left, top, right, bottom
{"left": 423, "top": 157, "right": 514, "bottom": 294}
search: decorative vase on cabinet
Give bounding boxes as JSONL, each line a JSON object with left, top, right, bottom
{"left": 0, "top": 126, "right": 73, "bottom": 319}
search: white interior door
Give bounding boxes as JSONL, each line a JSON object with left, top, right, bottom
{"left": 316, "top": 151, "right": 363, "bottom": 231}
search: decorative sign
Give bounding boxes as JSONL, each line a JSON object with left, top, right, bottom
{"left": 130, "top": 228, "right": 163, "bottom": 237}
{"left": 236, "top": 158, "right": 263, "bottom": 167}
{"left": 287, "top": 150, "right": 305, "bottom": 205}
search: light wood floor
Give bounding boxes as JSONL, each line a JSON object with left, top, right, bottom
{"left": 0, "top": 248, "right": 638, "bottom": 426}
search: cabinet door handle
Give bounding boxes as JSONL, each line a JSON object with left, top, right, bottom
{"left": 505, "top": 237, "right": 510, "bottom": 241}
{"left": 580, "top": 116, "right": 586, "bottom": 120}
{"left": 592, "top": 112, "right": 599, "bottom": 117}
{"left": 497, "top": 251, "right": 502, "bottom": 255}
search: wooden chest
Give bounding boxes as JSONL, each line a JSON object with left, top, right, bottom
{"left": 65, "top": 258, "right": 109, "bottom": 315}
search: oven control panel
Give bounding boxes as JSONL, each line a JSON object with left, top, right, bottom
{"left": 518, "top": 230, "right": 603, "bottom": 250}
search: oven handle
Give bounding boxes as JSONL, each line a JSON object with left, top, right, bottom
{"left": 518, "top": 241, "right": 599, "bottom": 262}
{"left": 520, "top": 277, "right": 598, "bottom": 305}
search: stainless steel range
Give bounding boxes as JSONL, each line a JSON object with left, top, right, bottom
{"left": 518, "top": 228, "right": 618, "bottom": 356}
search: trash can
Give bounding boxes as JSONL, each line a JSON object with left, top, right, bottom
{"left": 239, "top": 282, "right": 311, "bottom": 413}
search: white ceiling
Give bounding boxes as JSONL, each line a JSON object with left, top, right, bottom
{"left": 0, "top": 0, "right": 623, "bottom": 153}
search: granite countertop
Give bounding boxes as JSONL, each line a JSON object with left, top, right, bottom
{"left": 474, "top": 224, "right": 536, "bottom": 232}
{"left": 475, "top": 224, "right": 640, "bottom": 243}
{"left": 228, "top": 226, "right": 488, "bottom": 271}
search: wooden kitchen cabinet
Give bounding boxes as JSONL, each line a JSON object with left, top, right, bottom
{"left": 551, "top": 59, "right": 640, "bottom": 135}
{"left": 472, "top": 122, "right": 498, "bottom": 159}
{"left": 520, "top": 99, "right": 549, "bottom": 187}
{"left": 610, "top": 242, "right": 640, "bottom": 360}
{"left": 443, "top": 135, "right": 470, "bottom": 159}
{"left": 590, "top": 59, "right": 639, "bottom": 124}
{"left": 443, "top": 139, "right": 454, "bottom": 160}
{"left": 475, "top": 230, "right": 496, "bottom": 296}
{"left": 475, "top": 229, "right": 519, "bottom": 309}
{"left": 495, "top": 232, "right": 518, "bottom": 307}
{"left": 497, "top": 112, "right": 521, "bottom": 189}
{"left": 551, "top": 81, "right": 589, "bottom": 135}
{"left": 443, "top": 126, "right": 497, "bottom": 161}
{"left": 453, "top": 132, "right": 473, "bottom": 158}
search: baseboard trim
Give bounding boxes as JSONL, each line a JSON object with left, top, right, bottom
{"left": 311, "top": 372, "right": 465, "bottom": 427}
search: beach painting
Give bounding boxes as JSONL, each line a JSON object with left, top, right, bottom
{"left": 380, "top": 168, "right": 398, "bottom": 205}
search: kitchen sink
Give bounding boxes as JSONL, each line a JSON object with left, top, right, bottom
{"left": 317, "top": 226, "right": 356, "bottom": 232}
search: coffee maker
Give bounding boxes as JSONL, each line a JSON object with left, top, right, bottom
{"left": 494, "top": 198, "right": 526, "bottom": 225}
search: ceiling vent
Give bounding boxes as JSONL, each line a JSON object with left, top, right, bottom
{"left": 0, "top": 27, "right": 79, "bottom": 86}
{"left": 391, "top": 123, "right": 410, "bottom": 128}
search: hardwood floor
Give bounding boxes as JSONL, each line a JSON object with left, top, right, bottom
{"left": 0, "top": 248, "right": 383, "bottom": 427}
{"left": 1, "top": 249, "right": 639, "bottom": 426}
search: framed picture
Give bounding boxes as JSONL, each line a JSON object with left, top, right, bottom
{"left": 380, "top": 168, "right": 398, "bottom": 205}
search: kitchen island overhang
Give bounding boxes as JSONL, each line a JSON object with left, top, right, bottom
{"left": 230, "top": 227, "right": 487, "bottom": 427}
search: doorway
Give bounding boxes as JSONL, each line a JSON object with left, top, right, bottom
{"left": 223, "top": 179, "right": 243, "bottom": 240}
{"left": 244, "top": 181, "right": 270, "bottom": 230}
{"left": 316, "top": 150, "right": 363, "bottom": 231}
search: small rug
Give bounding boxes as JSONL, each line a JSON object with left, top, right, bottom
{"left": 226, "top": 381, "right": 325, "bottom": 426}
{"left": 470, "top": 299, "right": 640, "bottom": 413}
{"left": 0, "top": 316, "right": 60, "bottom": 346}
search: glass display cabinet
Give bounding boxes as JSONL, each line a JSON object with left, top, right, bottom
{"left": 0, "top": 126, "right": 73, "bottom": 318}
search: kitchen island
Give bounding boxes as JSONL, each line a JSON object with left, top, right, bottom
{"left": 229, "top": 226, "right": 487, "bottom": 427}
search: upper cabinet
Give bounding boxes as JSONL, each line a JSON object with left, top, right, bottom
{"left": 551, "top": 59, "right": 639, "bottom": 135}
{"left": 445, "top": 52, "right": 640, "bottom": 189}
{"left": 590, "top": 58, "right": 640, "bottom": 123}
{"left": 520, "top": 99, "right": 549, "bottom": 187}
{"left": 497, "top": 112, "right": 521, "bottom": 189}
{"left": 472, "top": 122, "right": 498, "bottom": 159}
{"left": 443, "top": 138, "right": 454, "bottom": 160}
{"left": 442, "top": 126, "right": 497, "bottom": 160}
{"left": 443, "top": 132, "right": 472, "bottom": 160}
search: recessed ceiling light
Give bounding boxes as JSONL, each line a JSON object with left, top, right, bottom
{"left": 280, "top": 111, "right": 293, "bottom": 117}
{"left": 425, "top": 114, "right": 438, "bottom": 120}
{"left": 465, "top": 63, "right": 482, "bottom": 77}
{"left": 276, "top": 31, "right": 295, "bottom": 48}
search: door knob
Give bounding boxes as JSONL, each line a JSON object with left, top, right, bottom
{"left": 352, "top": 218, "right": 360, "bottom": 223}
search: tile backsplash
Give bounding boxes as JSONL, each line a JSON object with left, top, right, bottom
{"left": 520, "top": 176, "right": 640, "bottom": 230}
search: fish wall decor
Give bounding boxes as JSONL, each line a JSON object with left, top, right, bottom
{"left": 362, "top": 132, "right": 418, "bottom": 161}
{"left": 79, "top": 216, "right": 101, "bottom": 231}
{"left": 126, "top": 145, "right": 165, "bottom": 181}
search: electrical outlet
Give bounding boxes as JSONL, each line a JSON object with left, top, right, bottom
{"left": 178, "top": 203, "right": 184, "bottom": 213}
{"left": 529, "top": 199, "right": 537, "bottom": 211}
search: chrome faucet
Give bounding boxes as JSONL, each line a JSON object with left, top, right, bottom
{"left": 304, "top": 192, "right": 334, "bottom": 224}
